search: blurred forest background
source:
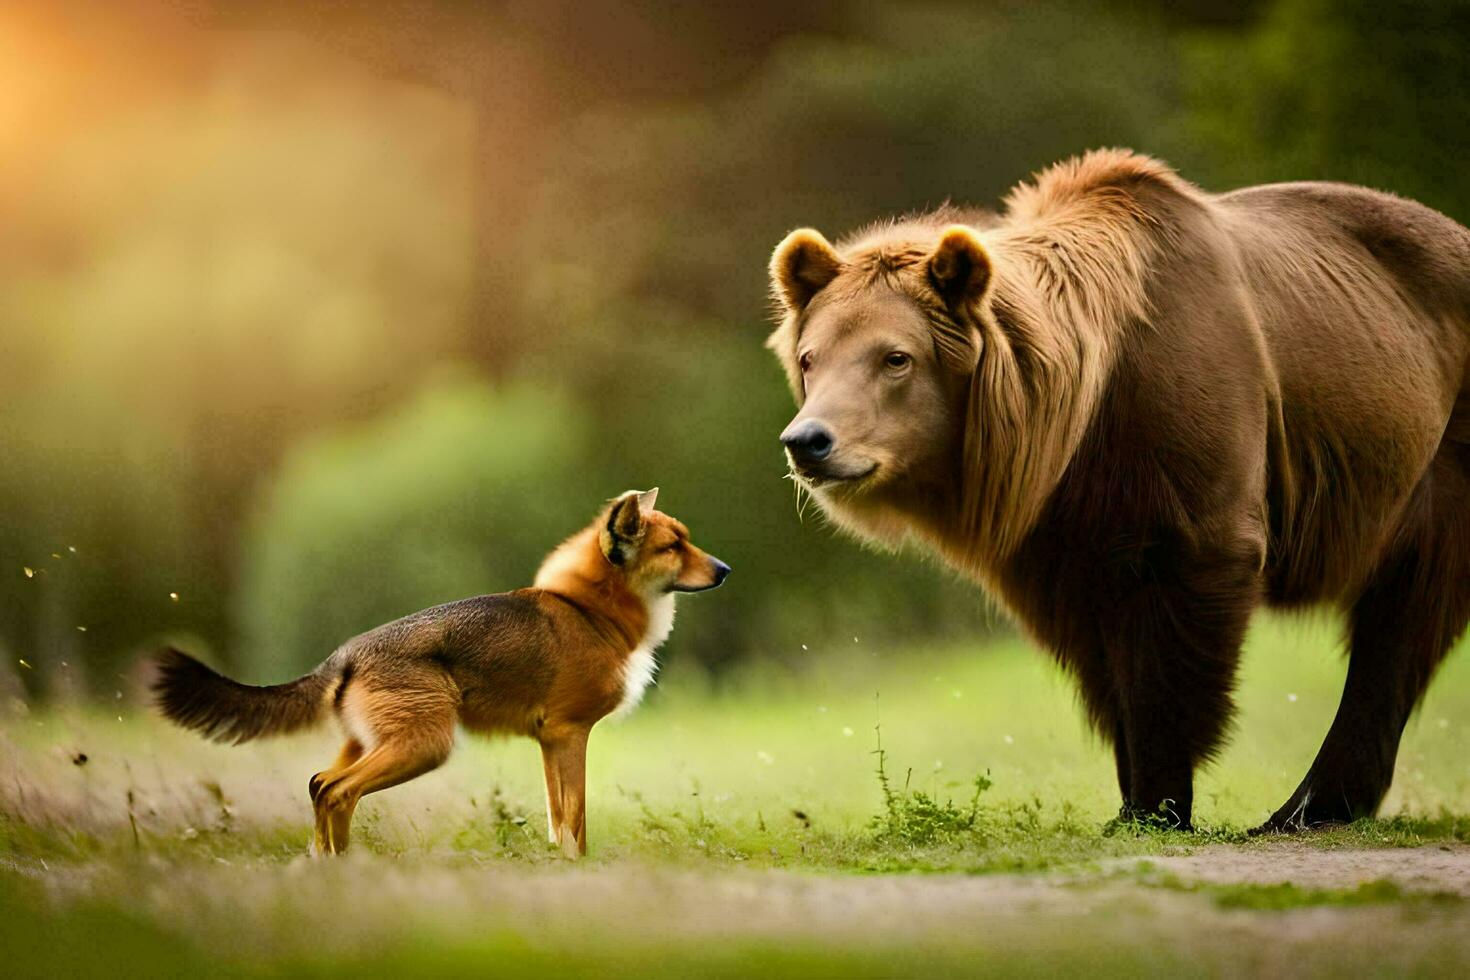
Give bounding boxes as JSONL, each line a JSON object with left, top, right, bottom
{"left": 3, "top": 0, "right": 1468, "bottom": 700}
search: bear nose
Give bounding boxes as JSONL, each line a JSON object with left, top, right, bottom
{"left": 780, "top": 419, "right": 835, "bottom": 466}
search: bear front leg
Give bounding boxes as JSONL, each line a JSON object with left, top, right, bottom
{"left": 1116, "top": 688, "right": 1200, "bottom": 828}
{"left": 1103, "top": 554, "right": 1257, "bottom": 830}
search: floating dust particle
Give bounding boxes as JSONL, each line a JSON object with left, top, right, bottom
{"left": 23, "top": 567, "right": 34, "bottom": 578}
{"left": 169, "top": 592, "right": 180, "bottom": 601}
{"left": 67, "top": 546, "right": 77, "bottom": 553}
{"left": 18, "top": 658, "right": 32, "bottom": 669}
{"left": 76, "top": 626, "right": 87, "bottom": 632}
{"left": 51, "top": 553, "right": 61, "bottom": 560}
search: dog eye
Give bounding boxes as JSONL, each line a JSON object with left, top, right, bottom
{"left": 884, "top": 351, "right": 911, "bottom": 370}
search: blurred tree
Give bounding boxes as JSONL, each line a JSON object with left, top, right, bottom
{"left": 235, "top": 375, "right": 595, "bottom": 678}
{"left": 6, "top": 0, "right": 1465, "bottom": 696}
{"left": 0, "top": 397, "right": 196, "bottom": 698}
{"left": 0, "top": 34, "right": 475, "bottom": 689}
{"left": 1182, "top": 0, "right": 1470, "bottom": 220}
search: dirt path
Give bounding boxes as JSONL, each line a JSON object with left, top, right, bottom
{"left": 16, "top": 841, "right": 1470, "bottom": 938}
{"left": 8, "top": 840, "right": 1470, "bottom": 975}
{"left": 1139, "top": 841, "right": 1470, "bottom": 895}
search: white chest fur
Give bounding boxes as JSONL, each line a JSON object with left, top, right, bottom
{"left": 612, "top": 593, "right": 675, "bottom": 718}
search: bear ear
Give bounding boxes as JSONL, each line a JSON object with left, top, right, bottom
{"left": 600, "top": 491, "right": 645, "bottom": 564}
{"left": 928, "top": 225, "right": 993, "bottom": 306}
{"left": 770, "top": 228, "right": 841, "bottom": 311}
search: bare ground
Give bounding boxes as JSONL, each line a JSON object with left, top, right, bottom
{"left": 1140, "top": 840, "right": 1470, "bottom": 895}
{"left": 8, "top": 839, "right": 1470, "bottom": 977}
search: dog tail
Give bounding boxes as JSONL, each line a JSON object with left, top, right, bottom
{"left": 151, "top": 647, "right": 340, "bottom": 745}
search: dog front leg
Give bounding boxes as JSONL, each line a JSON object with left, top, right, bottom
{"left": 541, "top": 730, "right": 589, "bottom": 857}
{"left": 539, "top": 741, "right": 563, "bottom": 845}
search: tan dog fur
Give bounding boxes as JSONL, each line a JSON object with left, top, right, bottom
{"left": 154, "top": 489, "right": 729, "bottom": 856}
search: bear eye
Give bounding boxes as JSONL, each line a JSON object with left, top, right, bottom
{"left": 884, "top": 351, "right": 912, "bottom": 370}
{"left": 798, "top": 351, "right": 814, "bottom": 372}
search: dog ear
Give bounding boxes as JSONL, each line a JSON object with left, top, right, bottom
{"left": 928, "top": 225, "right": 993, "bottom": 307}
{"left": 637, "top": 487, "right": 659, "bottom": 512}
{"left": 600, "top": 491, "right": 645, "bottom": 564}
{"left": 770, "top": 229, "right": 841, "bottom": 311}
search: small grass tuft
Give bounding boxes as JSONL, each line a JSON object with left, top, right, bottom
{"left": 869, "top": 724, "right": 991, "bottom": 846}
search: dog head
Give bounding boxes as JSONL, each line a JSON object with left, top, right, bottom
{"left": 597, "top": 489, "right": 730, "bottom": 595}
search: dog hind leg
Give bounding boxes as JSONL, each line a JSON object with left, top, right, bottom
{"left": 311, "top": 683, "right": 457, "bottom": 854}
{"left": 310, "top": 739, "right": 364, "bottom": 857}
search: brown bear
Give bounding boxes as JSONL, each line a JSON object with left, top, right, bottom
{"left": 766, "top": 149, "right": 1470, "bottom": 831}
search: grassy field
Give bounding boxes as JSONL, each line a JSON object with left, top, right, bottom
{"left": 4, "top": 613, "right": 1470, "bottom": 977}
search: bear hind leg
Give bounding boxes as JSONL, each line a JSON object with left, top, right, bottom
{"left": 1258, "top": 450, "right": 1470, "bottom": 832}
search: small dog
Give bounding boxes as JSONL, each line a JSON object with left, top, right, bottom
{"left": 153, "top": 489, "right": 728, "bottom": 856}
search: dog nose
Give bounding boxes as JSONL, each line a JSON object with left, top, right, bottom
{"left": 710, "top": 559, "right": 731, "bottom": 586}
{"left": 781, "top": 420, "right": 835, "bottom": 466}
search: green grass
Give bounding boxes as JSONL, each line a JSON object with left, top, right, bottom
{"left": 1207, "top": 879, "right": 1461, "bottom": 911}
{"left": 1125, "top": 863, "right": 1467, "bottom": 910}
{"left": 3, "top": 613, "right": 1470, "bottom": 976}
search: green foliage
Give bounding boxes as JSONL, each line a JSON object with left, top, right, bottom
{"left": 0, "top": 398, "right": 200, "bottom": 697}
{"left": 1, "top": 47, "right": 476, "bottom": 690}
{"left": 234, "top": 375, "right": 595, "bottom": 677}
{"left": 5, "top": 0, "right": 1470, "bottom": 691}
{"left": 1181, "top": 0, "right": 1470, "bottom": 220}
{"left": 518, "top": 1, "right": 1183, "bottom": 332}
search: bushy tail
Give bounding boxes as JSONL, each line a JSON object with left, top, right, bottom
{"left": 151, "top": 647, "right": 337, "bottom": 745}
